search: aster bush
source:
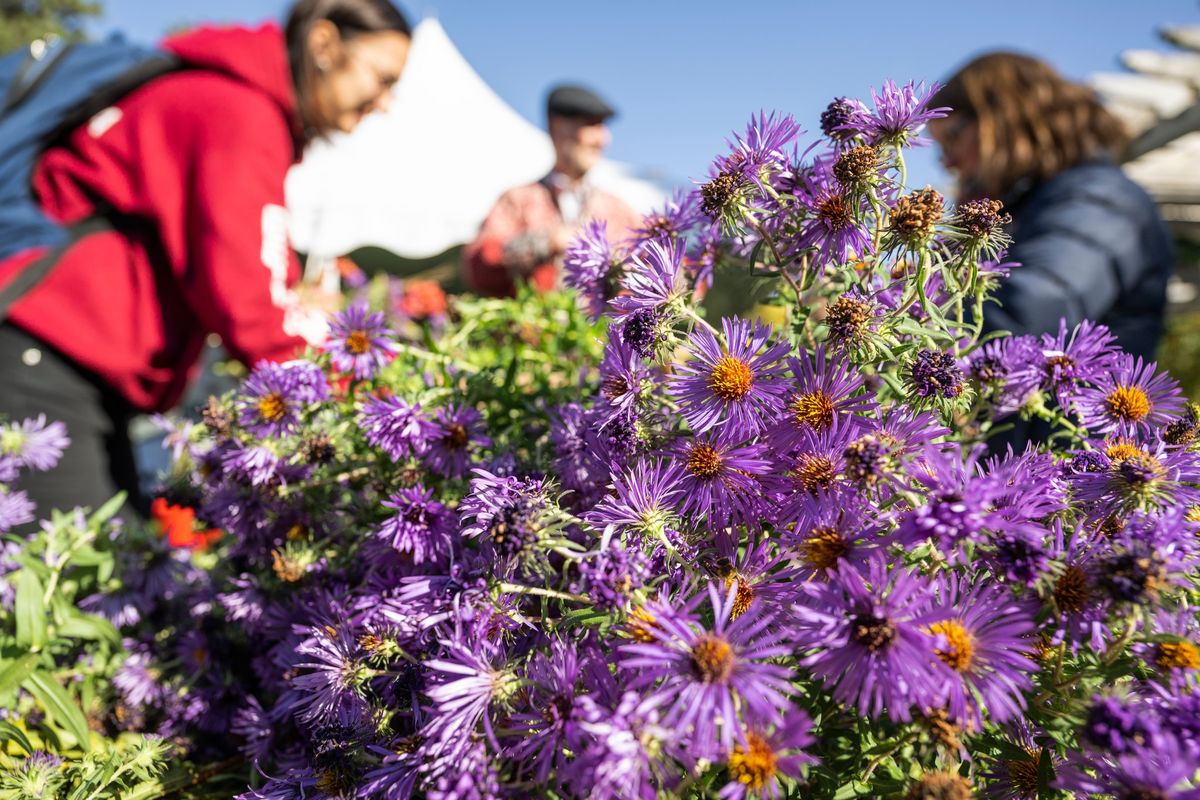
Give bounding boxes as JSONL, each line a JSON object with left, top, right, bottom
{"left": 10, "top": 81, "right": 1200, "bottom": 799}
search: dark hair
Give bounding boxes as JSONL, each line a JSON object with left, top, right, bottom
{"left": 286, "top": 0, "right": 411, "bottom": 138}
{"left": 931, "top": 51, "right": 1127, "bottom": 198}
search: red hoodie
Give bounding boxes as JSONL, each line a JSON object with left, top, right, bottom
{"left": 0, "top": 24, "right": 320, "bottom": 412}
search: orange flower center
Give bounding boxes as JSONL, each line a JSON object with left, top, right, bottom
{"left": 1105, "top": 439, "right": 1143, "bottom": 463}
{"left": 1156, "top": 641, "right": 1200, "bottom": 670}
{"left": 724, "top": 574, "right": 755, "bottom": 619}
{"left": 796, "top": 454, "right": 837, "bottom": 494}
{"left": 686, "top": 444, "right": 723, "bottom": 478}
{"left": 1053, "top": 565, "right": 1091, "bottom": 615}
{"left": 790, "top": 390, "right": 835, "bottom": 431}
{"left": 926, "top": 619, "right": 975, "bottom": 672}
{"left": 257, "top": 392, "right": 287, "bottom": 423}
{"left": 346, "top": 330, "right": 372, "bottom": 355}
{"left": 627, "top": 607, "right": 658, "bottom": 643}
{"left": 799, "top": 527, "right": 848, "bottom": 570}
{"left": 691, "top": 634, "right": 735, "bottom": 683}
{"left": 727, "top": 731, "right": 777, "bottom": 790}
{"left": 708, "top": 356, "right": 754, "bottom": 401}
{"left": 1104, "top": 385, "right": 1151, "bottom": 422}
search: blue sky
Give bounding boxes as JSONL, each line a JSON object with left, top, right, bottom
{"left": 91, "top": 0, "right": 1195, "bottom": 191}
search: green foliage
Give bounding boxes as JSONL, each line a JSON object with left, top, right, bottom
{"left": 0, "top": 500, "right": 172, "bottom": 799}
{"left": 0, "top": 1, "right": 102, "bottom": 56}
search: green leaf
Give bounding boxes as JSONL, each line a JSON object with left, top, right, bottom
{"left": 88, "top": 492, "right": 127, "bottom": 527}
{"left": 23, "top": 670, "right": 91, "bottom": 751}
{"left": 0, "top": 720, "right": 34, "bottom": 755}
{"left": 0, "top": 653, "right": 39, "bottom": 696}
{"left": 14, "top": 569, "right": 47, "bottom": 651}
{"left": 57, "top": 612, "right": 119, "bottom": 644}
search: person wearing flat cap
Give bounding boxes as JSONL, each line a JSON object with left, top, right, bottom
{"left": 464, "top": 84, "right": 640, "bottom": 297}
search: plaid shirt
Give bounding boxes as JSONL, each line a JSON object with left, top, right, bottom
{"left": 463, "top": 172, "right": 641, "bottom": 297}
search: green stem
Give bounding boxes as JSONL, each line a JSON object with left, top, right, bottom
{"left": 496, "top": 583, "right": 589, "bottom": 604}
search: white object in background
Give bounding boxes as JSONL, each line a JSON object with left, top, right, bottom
{"left": 286, "top": 18, "right": 668, "bottom": 261}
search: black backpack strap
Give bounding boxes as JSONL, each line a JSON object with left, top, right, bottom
{"left": 0, "top": 216, "right": 113, "bottom": 322}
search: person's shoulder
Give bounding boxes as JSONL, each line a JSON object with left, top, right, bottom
{"left": 1036, "top": 161, "right": 1151, "bottom": 211}
{"left": 131, "top": 72, "right": 288, "bottom": 136}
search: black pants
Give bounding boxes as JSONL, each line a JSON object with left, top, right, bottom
{"left": 0, "top": 324, "right": 145, "bottom": 528}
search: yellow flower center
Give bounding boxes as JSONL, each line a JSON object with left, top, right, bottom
{"left": 345, "top": 330, "right": 372, "bottom": 355}
{"left": 708, "top": 356, "right": 754, "bottom": 401}
{"left": 796, "top": 454, "right": 837, "bottom": 494}
{"left": 1053, "top": 565, "right": 1091, "bottom": 615}
{"left": 790, "top": 389, "right": 835, "bottom": 431}
{"left": 257, "top": 392, "right": 287, "bottom": 423}
{"left": 723, "top": 575, "right": 755, "bottom": 619}
{"left": 926, "top": 619, "right": 975, "bottom": 672}
{"left": 1002, "top": 750, "right": 1042, "bottom": 798}
{"left": 686, "top": 444, "right": 723, "bottom": 478}
{"left": 1104, "top": 385, "right": 1151, "bottom": 423}
{"left": 1105, "top": 439, "right": 1143, "bottom": 463}
{"left": 799, "top": 527, "right": 848, "bottom": 570}
{"left": 727, "top": 731, "right": 777, "bottom": 790}
{"left": 691, "top": 634, "right": 735, "bottom": 683}
{"left": 1156, "top": 641, "right": 1200, "bottom": 670}
{"left": 627, "top": 607, "right": 658, "bottom": 643}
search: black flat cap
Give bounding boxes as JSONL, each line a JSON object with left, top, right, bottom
{"left": 546, "top": 84, "right": 616, "bottom": 121}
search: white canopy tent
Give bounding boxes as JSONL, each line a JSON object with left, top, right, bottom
{"left": 285, "top": 17, "right": 666, "bottom": 263}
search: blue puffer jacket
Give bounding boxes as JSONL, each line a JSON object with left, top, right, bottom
{"left": 983, "top": 159, "right": 1173, "bottom": 361}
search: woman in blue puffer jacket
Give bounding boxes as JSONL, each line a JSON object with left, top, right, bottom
{"left": 929, "top": 51, "right": 1173, "bottom": 362}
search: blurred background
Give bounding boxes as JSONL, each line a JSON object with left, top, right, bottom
{"left": 6, "top": 0, "right": 1200, "bottom": 478}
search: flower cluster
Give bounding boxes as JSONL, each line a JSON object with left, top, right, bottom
{"left": 15, "top": 82, "right": 1200, "bottom": 800}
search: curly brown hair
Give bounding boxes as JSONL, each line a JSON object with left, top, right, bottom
{"left": 931, "top": 51, "right": 1128, "bottom": 198}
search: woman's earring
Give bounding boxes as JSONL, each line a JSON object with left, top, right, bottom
{"left": 316, "top": 58, "right": 331, "bottom": 73}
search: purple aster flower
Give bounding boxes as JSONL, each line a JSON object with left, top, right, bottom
{"left": 569, "top": 690, "right": 673, "bottom": 800}
{"left": 892, "top": 445, "right": 999, "bottom": 556}
{"left": 424, "top": 738, "right": 504, "bottom": 800}
{"left": 631, "top": 189, "right": 703, "bottom": 249}
{"left": 548, "top": 403, "right": 608, "bottom": 509}
{"left": 670, "top": 317, "right": 790, "bottom": 437}
{"left": 718, "top": 110, "right": 802, "bottom": 187}
{"left": 1081, "top": 695, "right": 1166, "bottom": 755}
{"left": 221, "top": 443, "right": 285, "bottom": 487}
{"left": 218, "top": 574, "right": 274, "bottom": 636}
{"left": 237, "top": 360, "right": 329, "bottom": 438}
{"left": 113, "top": 644, "right": 163, "bottom": 710}
{"left": 377, "top": 486, "right": 453, "bottom": 565}
{"left": 574, "top": 541, "right": 651, "bottom": 611}
{"left": 563, "top": 219, "right": 618, "bottom": 320}
{"left": 1039, "top": 319, "right": 1121, "bottom": 410}
{"left": 986, "top": 526, "right": 1053, "bottom": 587}
{"left": 231, "top": 695, "right": 274, "bottom": 762}
{"left": 7, "top": 751, "right": 65, "bottom": 796}
{"left": 717, "top": 709, "right": 816, "bottom": 800}
{"left": 908, "top": 348, "right": 966, "bottom": 403}
{"left": 619, "top": 582, "right": 795, "bottom": 759}
{"left": 845, "top": 80, "right": 949, "bottom": 147}
{"left": 0, "top": 414, "right": 69, "bottom": 472}
{"left": 325, "top": 303, "right": 398, "bottom": 379}
{"left": 358, "top": 740, "right": 421, "bottom": 800}
{"left": 792, "top": 557, "right": 945, "bottom": 722}
{"left": 1093, "top": 511, "right": 1194, "bottom": 606}
{"left": 0, "top": 488, "right": 35, "bottom": 533}
{"left": 1044, "top": 521, "right": 1112, "bottom": 652}
{"left": 672, "top": 433, "right": 773, "bottom": 530}
{"left": 772, "top": 416, "right": 856, "bottom": 502}
{"left": 687, "top": 223, "right": 724, "bottom": 292}
{"left": 286, "top": 623, "right": 370, "bottom": 730}
{"left": 507, "top": 639, "right": 591, "bottom": 784}
{"left": 357, "top": 395, "right": 436, "bottom": 462}
{"left": 1134, "top": 608, "right": 1200, "bottom": 686}
{"left": 770, "top": 347, "right": 875, "bottom": 454}
{"left": 1075, "top": 354, "right": 1184, "bottom": 436}
{"left": 778, "top": 486, "right": 884, "bottom": 576}
{"left": 458, "top": 470, "right": 549, "bottom": 564}
{"left": 1070, "top": 437, "right": 1200, "bottom": 517}
{"left": 612, "top": 237, "right": 687, "bottom": 317}
{"left": 421, "top": 636, "right": 515, "bottom": 770}
{"left": 706, "top": 535, "right": 805, "bottom": 623}
{"left": 619, "top": 307, "right": 669, "bottom": 359}
{"left": 1055, "top": 736, "right": 1200, "bottom": 799}
{"left": 967, "top": 335, "right": 1043, "bottom": 418}
{"left": 821, "top": 96, "right": 864, "bottom": 143}
{"left": 597, "top": 336, "right": 655, "bottom": 423}
{"left": 424, "top": 404, "right": 490, "bottom": 479}
{"left": 794, "top": 160, "right": 873, "bottom": 267}
{"left": 926, "top": 576, "right": 1038, "bottom": 728}
{"left": 586, "top": 459, "right": 684, "bottom": 547}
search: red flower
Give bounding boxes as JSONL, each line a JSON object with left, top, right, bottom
{"left": 150, "top": 497, "right": 221, "bottom": 551}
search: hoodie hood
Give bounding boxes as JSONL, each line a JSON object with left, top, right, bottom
{"left": 161, "top": 23, "right": 302, "bottom": 148}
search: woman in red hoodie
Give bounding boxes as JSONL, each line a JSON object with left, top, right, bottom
{"left": 0, "top": 0, "right": 411, "bottom": 517}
